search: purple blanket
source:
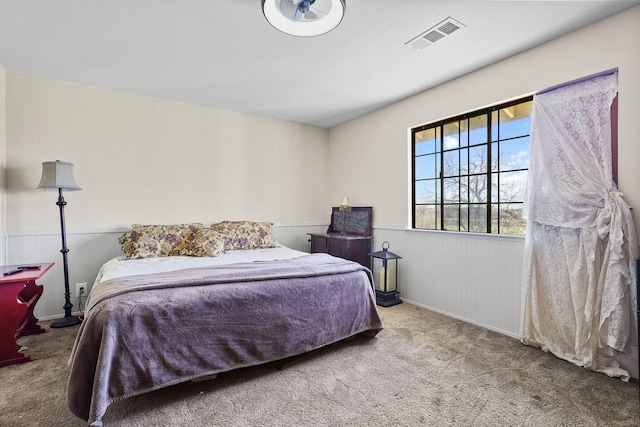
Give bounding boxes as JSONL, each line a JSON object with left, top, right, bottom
{"left": 67, "top": 253, "right": 383, "bottom": 425}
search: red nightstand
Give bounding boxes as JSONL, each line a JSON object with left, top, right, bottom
{"left": 0, "top": 263, "right": 54, "bottom": 367}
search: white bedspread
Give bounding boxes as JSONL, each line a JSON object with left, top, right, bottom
{"left": 95, "top": 246, "right": 307, "bottom": 283}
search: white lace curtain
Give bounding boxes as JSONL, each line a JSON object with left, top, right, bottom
{"left": 520, "top": 72, "right": 639, "bottom": 380}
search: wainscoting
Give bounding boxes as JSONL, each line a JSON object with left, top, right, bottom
{"left": 371, "top": 227, "right": 525, "bottom": 339}
{"left": 4, "top": 224, "right": 524, "bottom": 333}
{"left": 3, "top": 224, "right": 636, "bottom": 377}
{"left": 4, "top": 228, "right": 128, "bottom": 320}
{"left": 2, "top": 224, "right": 327, "bottom": 321}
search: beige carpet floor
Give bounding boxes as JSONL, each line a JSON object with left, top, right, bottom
{"left": 1, "top": 303, "right": 638, "bottom": 426}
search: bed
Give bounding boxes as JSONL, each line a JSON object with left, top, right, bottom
{"left": 66, "top": 222, "right": 383, "bottom": 426}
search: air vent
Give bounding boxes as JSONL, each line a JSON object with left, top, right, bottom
{"left": 423, "top": 30, "right": 445, "bottom": 43}
{"left": 438, "top": 21, "right": 461, "bottom": 35}
{"left": 406, "top": 17, "right": 465, "bottom": 51}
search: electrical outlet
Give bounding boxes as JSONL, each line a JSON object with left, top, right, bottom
{"left": 75, "top": 282, "right": 87, "bottom": 298}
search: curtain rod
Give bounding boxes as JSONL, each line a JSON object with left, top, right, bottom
{"left": 536, "top": 67, "right": 618, "bottom": 95}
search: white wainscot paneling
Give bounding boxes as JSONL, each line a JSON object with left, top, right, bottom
{"left": 6, "top": 229, "right": 126, "bottom": 320}
{"left": 5, "top": 224, "right": 327, "bottom": 320}
{"left": 0, "top": 231, "right": 6, "bottom": 267}
{"left": 372, "top": 228, "right": 525, "bottom": 338}
{"left": 273, "top": 223, "right": 328, "bottom": 253}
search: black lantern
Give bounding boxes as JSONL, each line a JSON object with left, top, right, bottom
{"left": 369, "top": 241, "right": 402, "bottom": 307}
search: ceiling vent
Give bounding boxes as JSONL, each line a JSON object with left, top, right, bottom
{"left": 406, "top": 17, "right": 465, "bottom": 51}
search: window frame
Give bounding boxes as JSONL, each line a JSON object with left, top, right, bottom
{"left": 411, "top": 95, "right": 533, "bottom": 235}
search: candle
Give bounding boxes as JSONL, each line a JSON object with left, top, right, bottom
{"left": 377, "top": 263, "right": 396, "bottom": 291}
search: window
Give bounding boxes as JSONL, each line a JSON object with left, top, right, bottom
{"left": 412, "top": 96, "right": 533, "bottom": 235}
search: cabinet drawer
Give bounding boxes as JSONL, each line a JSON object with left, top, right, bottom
{"left": 327, "top": 239, "right": 347, "bottom": 259}
{"left": 310, "top": 235, "right": 328, "bottom": 253}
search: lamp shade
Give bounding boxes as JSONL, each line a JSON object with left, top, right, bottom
{"left": 36, "top": 161, "right": 82, "bottom": 191}
{"left": 262, "top": 0, "right": 346, "bottom": 37}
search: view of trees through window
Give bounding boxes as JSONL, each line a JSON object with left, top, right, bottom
{"left": 412, "top": 96, "right": 533, "bottom": 235}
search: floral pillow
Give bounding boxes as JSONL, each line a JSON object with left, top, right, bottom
{"left": 174, "top": 229, "right": 227, "bottom": 257}
{"left": 119, "top": 223, "right": 204, "bottom": 259}
{"left": 210, "top": 221, "right": 277, "bottom": 250}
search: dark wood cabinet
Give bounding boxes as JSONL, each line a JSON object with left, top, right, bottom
{"left": 310, "top": 234, "right": 328, "bottom": 254}
{"left": 309, "top": 206, "right": 373, "bottom": 269}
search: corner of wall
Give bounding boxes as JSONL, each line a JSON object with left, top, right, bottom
{"left": 1, "top": 63, "right": 6, "bottom": 264}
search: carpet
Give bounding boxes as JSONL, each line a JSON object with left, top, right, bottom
{"left": 1, "top": 303, "right": 638, "bottom": 426}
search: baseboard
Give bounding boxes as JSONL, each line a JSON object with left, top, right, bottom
{"left": 402, "top": 298, "right": 520, "bottom": 339}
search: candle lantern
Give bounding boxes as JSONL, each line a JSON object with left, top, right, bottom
{"left": 369, "top": 241, "right": 402, "bottom": 307}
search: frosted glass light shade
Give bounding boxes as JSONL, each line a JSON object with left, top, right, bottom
{"left": 262, "top": 0, "right": 346, "bottom": 37}
{"left": 37, "top": 160, "right": 82, "bottom": 191}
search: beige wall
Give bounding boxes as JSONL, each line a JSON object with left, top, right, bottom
{"left": 329, "top": 6, "right": 640, "bottom": 235}
{"left": 5, "top": 7, "right": 639, "bottom": 233}
{"left": 5, "top": 73, "right": 330, "bottom": 231}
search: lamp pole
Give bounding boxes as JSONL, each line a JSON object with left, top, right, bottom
{"left": 49, "top": 187, "right": 80, "bottom": 328}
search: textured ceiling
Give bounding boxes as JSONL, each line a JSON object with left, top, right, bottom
{"left": 0, "top": 1, "right": 638, "bottom": 128}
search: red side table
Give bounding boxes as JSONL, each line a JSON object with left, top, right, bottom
{"left": 0, "top": 263, "right": 54, "bottom": 367}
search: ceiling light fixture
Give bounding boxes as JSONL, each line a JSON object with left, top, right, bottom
{"left": 262, "top": 0, "right": 346, "bottom": 37}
